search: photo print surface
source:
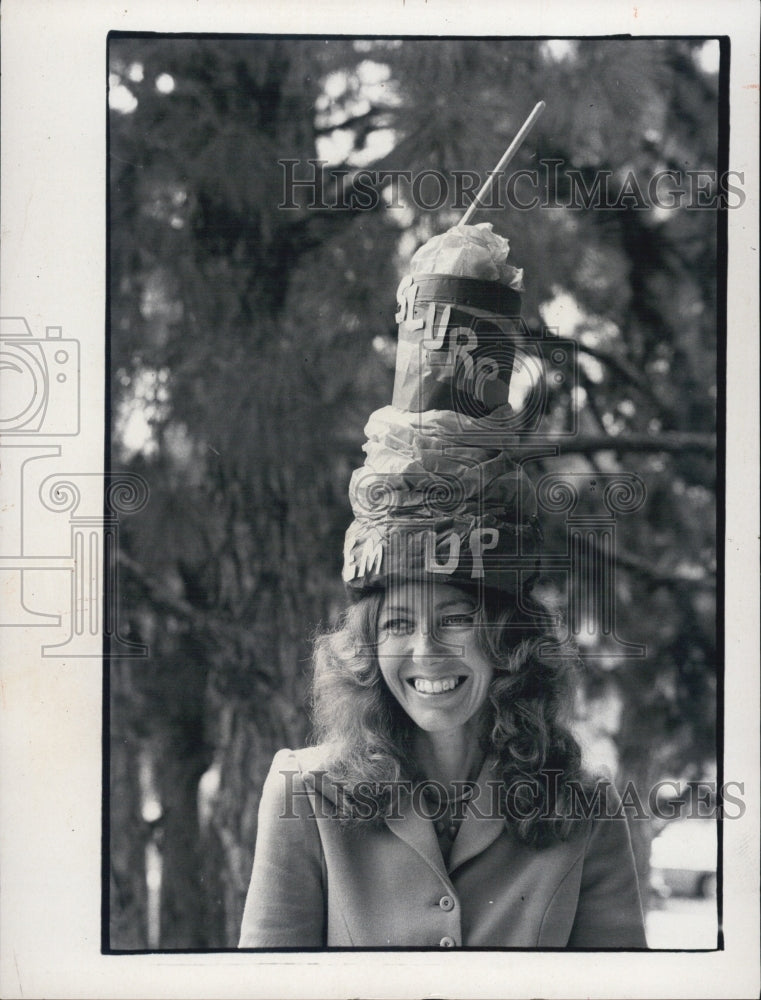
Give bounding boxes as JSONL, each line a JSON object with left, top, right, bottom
{"left": 106, "top": 34, "right": 726, "bottom": 953}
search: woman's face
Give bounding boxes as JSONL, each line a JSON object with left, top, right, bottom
{"left": 377, "top": 581, "right": 495, "bottom": 734}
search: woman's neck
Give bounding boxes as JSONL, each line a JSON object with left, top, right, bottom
{"left": 412, "top": 724, "right": 485, "bottom": 790}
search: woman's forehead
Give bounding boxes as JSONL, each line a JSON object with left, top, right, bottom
{"left": 381, "top": 581, "right": 478, "bottom": 611}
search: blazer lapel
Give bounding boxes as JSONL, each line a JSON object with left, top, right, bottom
{"left": 384, "top": 790, "right": 449, "bottom": 882}
{"left": 448, "top": 757, "right": 505, "bottom": 872}
{"left": 384, "top": 760, "right": 507, "bottom": 877}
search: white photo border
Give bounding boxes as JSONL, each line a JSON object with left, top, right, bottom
{"left": 1, "top": 1, "right": 758, "bottom": 998}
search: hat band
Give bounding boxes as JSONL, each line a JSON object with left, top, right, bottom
{"left": 343, "top": 518, "right": 542, "bottom": 597}
{"left": 410, "top": 274, "right": 522, "bottom": 316}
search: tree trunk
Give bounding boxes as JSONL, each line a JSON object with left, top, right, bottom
{"left": 157, "top": 727, "right": 214, "bottom": 948}
{"left": 206, "top": 640, "right": 311, "bottom": 944}
{"left": 109, "top": 660, "right": 149, "bottom": 950}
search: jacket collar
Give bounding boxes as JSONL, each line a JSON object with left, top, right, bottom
{"left": 294, "top": 746, "right": 507, "bottom": 877}
{"left": 448, "top": 756, "right": 506, "bottom": 872}
{"left": 385, "top": 756, "right": 506, "bottom": 877}
{"left": 384, "top": 799, "right": 449, "bottom": 880}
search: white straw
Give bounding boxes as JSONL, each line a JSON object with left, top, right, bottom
{"left": 459, "top": 100, "right": 546, "bottom": 225}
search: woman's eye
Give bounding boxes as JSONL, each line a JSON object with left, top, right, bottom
{"left": 380, "top": 618, "right": 414, "bottom": 635}
{"left": 442, "top": 613, "right": 476, "bottom": 628}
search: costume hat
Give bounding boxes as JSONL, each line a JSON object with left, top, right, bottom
{"left": 343, "top": 222, "right": 542, "bottom": 598}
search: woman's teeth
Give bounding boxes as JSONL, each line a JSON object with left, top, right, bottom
{"left": 412, "top": 676, "right": 464, "bottom": 695}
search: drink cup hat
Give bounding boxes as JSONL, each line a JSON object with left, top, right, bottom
{"left": 342, "top": 105, "right": 546, "bottom": 599}
{"left": 343, "top": 222, "right": 542, "bottom": 599}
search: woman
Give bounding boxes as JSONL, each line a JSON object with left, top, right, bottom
{"left": 238, "top": 224, "right": 647, "bottom": 948}
{"left": 239, "top": 579, "right": 646, "bottom": 948}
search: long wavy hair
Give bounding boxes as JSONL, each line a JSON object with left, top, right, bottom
{"left": 311, "top": 584, "right": 588, "bottom": 847}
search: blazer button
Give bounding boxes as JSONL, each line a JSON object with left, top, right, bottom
{"left": 439, "top": 936, "right": 456, "bottom": 948}
{"left": 439, "top": 895, "right": 454, "bottom": 911}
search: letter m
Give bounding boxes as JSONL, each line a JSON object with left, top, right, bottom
{"left": 566, "top": 169, "right": 611, "bottom": 210}
{"left": 358, "top": 537, "right": 384, "bottom": 576}
{"left": 567, "top": 779, "right": 609, "bottom": 820}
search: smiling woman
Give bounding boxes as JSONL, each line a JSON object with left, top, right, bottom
{"left": 308, "top": 581, "right": 588, "bottom": 847}
{"left": 238, "top": 223, "right": 647, "bottom": 949}
{"left": 238, "top": 577, "right": 646, "bottom": 947}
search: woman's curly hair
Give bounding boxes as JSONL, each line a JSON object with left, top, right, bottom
{"left": 311, "top": 585, "right": 588, "bottom": 847}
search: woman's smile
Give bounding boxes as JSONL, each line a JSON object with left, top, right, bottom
{"left": 406, "top": 674, "right": 468, "bottom": 695}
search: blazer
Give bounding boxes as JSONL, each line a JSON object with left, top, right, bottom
{"left": 239, "top": 746, "right": 647, "bottom": 949}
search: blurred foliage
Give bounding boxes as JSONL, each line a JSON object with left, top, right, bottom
{"left": 108, "top": 36, "right": 719, "bottom": 948}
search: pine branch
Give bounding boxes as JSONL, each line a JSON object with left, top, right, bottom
{"left": 313, "top": 107, "right": 393, "bottom": 137}
{"left": 577, "top": 342, "right": 666, "bottom": 412}
{"left": 587, "top": 536, "right": 715, "bottom": 591}
{"left": 552, "top": 432, "right": 714, "bottom": 456}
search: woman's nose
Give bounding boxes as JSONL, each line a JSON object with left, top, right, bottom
{"left": 410, "top": 625, "right": 447, "bottom": 663}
